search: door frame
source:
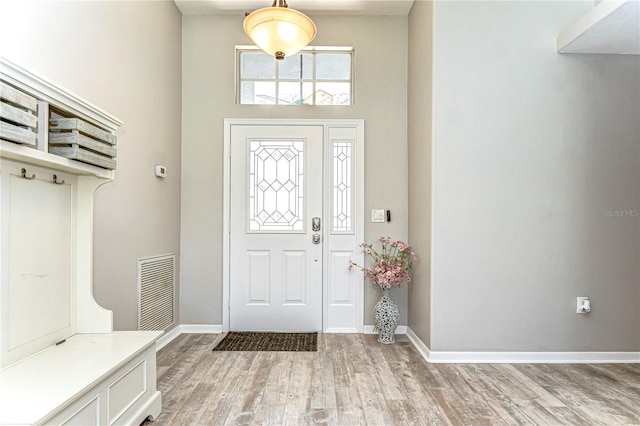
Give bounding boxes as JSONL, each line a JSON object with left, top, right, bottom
{"left": 222, "top": 118, "right": 365, "bottom": 333}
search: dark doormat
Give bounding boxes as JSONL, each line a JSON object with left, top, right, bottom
{"left": 212, "top": 332, "right": 318, "bottom": 352}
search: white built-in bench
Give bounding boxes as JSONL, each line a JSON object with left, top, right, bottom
{"left": 0, "top": 332, "right": 162, "bottom": 425}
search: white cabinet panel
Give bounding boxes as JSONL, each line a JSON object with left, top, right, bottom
{"left": 58, "top": 396, "right": 100, "bottom": 426}
{"left": 1, "top": 160, "right": 75, "bottom": 366}
{"left": 8, "top": 174, "right": 72, "bottom": 350}
{"left": 108, "top": 359, "right": 147, "bottom": 424}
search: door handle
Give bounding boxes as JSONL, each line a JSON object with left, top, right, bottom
{"left": 312, "top": 233, "right": 321, "bottom": 244}
{"left": 312, "top": 217, "right": 321, "bottom": 232}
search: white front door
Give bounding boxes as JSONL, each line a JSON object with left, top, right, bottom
{"left": 229, "top": 125, "right": 324, "bottom": 331}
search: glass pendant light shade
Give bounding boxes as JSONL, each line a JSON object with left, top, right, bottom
{"left": 243, "top": 5, "right": 316, "bottom": 60}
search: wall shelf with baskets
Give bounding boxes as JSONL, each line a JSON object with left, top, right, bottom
{"left": 0, "top": 58, "right": 121, "bottom": 178}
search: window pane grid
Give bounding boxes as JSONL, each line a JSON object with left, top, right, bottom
{"left": 238, "top": 48, "right": 352, "bottom": 106}
{"left": 275, "top": 79, "right": 314, "bottom": 82}
{"left": 312, "top": 53, "right": 317, "bottom": 105}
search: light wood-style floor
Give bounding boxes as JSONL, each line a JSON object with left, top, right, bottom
{"left": 148, "top": 333, "right": 640, "bottom": 425}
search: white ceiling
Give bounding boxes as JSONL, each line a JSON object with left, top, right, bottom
{"left": 174, "top": 0, "right": 415, "bottom": 16}
{"left": 558, "top": 0, "right": 640, "bottom": 55}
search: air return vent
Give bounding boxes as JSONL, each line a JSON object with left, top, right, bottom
{"left": 138, "top": 254, "right": 175, "bottom": 331}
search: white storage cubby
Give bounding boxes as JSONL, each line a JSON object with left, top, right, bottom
{"left": 0, "top": 58, "right": 162, "bottom": 425}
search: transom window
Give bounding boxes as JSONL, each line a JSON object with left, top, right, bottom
{"left": 237, "top": 47, "right": 353, "bottom": 106}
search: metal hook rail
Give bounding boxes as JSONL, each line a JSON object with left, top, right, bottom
{"left": 20, "top": 168, "right": 35, "bottom": 180}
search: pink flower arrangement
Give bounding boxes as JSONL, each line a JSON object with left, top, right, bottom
{"left": 349, "top": 237, "right": 416, "bottom": 290}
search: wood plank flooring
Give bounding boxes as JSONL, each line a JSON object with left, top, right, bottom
{"left": 146, "top": 334, "right": 640, "bottom": 425}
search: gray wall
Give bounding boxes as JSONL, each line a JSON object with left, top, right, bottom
{"left": 5, "top": 0, "right": 635, "bottom": 350}
{"left": 429, "top": 1, "right": 640, "bottom": 351}
{"left": 180, "top": 15, "right": 409, "bottom": 326}
{"left": 407, "top": 0, "right": 433, "bottom": 346}
{"left": 0, "top": 0, "right": 183, "bottom": 331}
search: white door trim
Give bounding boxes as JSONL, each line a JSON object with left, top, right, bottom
{"left": 222, "top": 118, "right": 365, "bottom": 333}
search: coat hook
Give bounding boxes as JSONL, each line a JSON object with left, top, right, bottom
{"left": 21, "top": 168, "right": 35, "bottom": 180}
{"left": 52, "top": 174, "right": 65, "bottom": 185}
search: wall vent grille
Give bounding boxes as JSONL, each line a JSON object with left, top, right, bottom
{"left": 138, "top": 254, "right": 175, "bottom": 331}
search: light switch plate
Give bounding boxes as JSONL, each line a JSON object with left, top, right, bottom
{"left": 371, "top": 209, "right": 385, "bottom": 223}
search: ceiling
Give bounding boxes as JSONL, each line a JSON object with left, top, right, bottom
{"left": 174, "top": 0, "right": 415, "bottom": 16}
{"left": 175, "top": 0, "right": 639, "bottom": 54}
{"left": 558, "top": 0, "right": 640, "bottom": 55}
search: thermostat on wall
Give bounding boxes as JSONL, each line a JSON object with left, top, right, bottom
{"left": 155, "top": 165, "right": 167, "bottom": 178}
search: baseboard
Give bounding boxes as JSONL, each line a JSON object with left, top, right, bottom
{"left": 155, "top": 326, "right": 182, "bottom": 351}
{"left": 427, "top": 351, "right": 640, "bottom": 364}
{"left": 158, "top": 324, "right": 391, "bottom": 351}
{"left": 406, "top": 327, "right": 431, "bottom": 361}
{"left": 324, "top": 327, "right": 360, "bottom": 333}
{"left": 155, "top": 324, "right": 223, "bottom": 352}
{"left": 157, "top": 325, "right": 638, "bottom": 364}
{"left": 180, "top": 324, "right": 223, "bottom": 334}
{"left": 405, "top": 327, "right": 640, "bottom": 364}
{"left": 363, "top": 325, "right": 407, "bottom": 334}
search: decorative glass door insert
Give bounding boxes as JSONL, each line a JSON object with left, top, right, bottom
{"left": 332, "top": 140, "right": 353, "bottom": 233}
{"left": 248, "top": 139, "right": 305, "bottom": 232}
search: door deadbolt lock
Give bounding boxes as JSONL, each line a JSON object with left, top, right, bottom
{"left": 312, "top": 217, "right": 321, "bottom": 232}
{"left": 312, "top": 233, "right": 321, "bottom": 244}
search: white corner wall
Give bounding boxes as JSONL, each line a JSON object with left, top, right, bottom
{"left": 0, "top": 0, "right": 183, "bottom": 331}
{"left": 430, "top": 1, "right": 640, "bottom": 352}
{"left": 181, "top": 15, "right": 408, "bottom": 327}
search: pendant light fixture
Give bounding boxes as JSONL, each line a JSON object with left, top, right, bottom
{"left": 244, "top": 0, "right": 317, "bottom": 60}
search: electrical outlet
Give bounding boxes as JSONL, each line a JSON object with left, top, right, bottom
{"left": 577, "top": 296, "right": 591, "bottom": 314}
